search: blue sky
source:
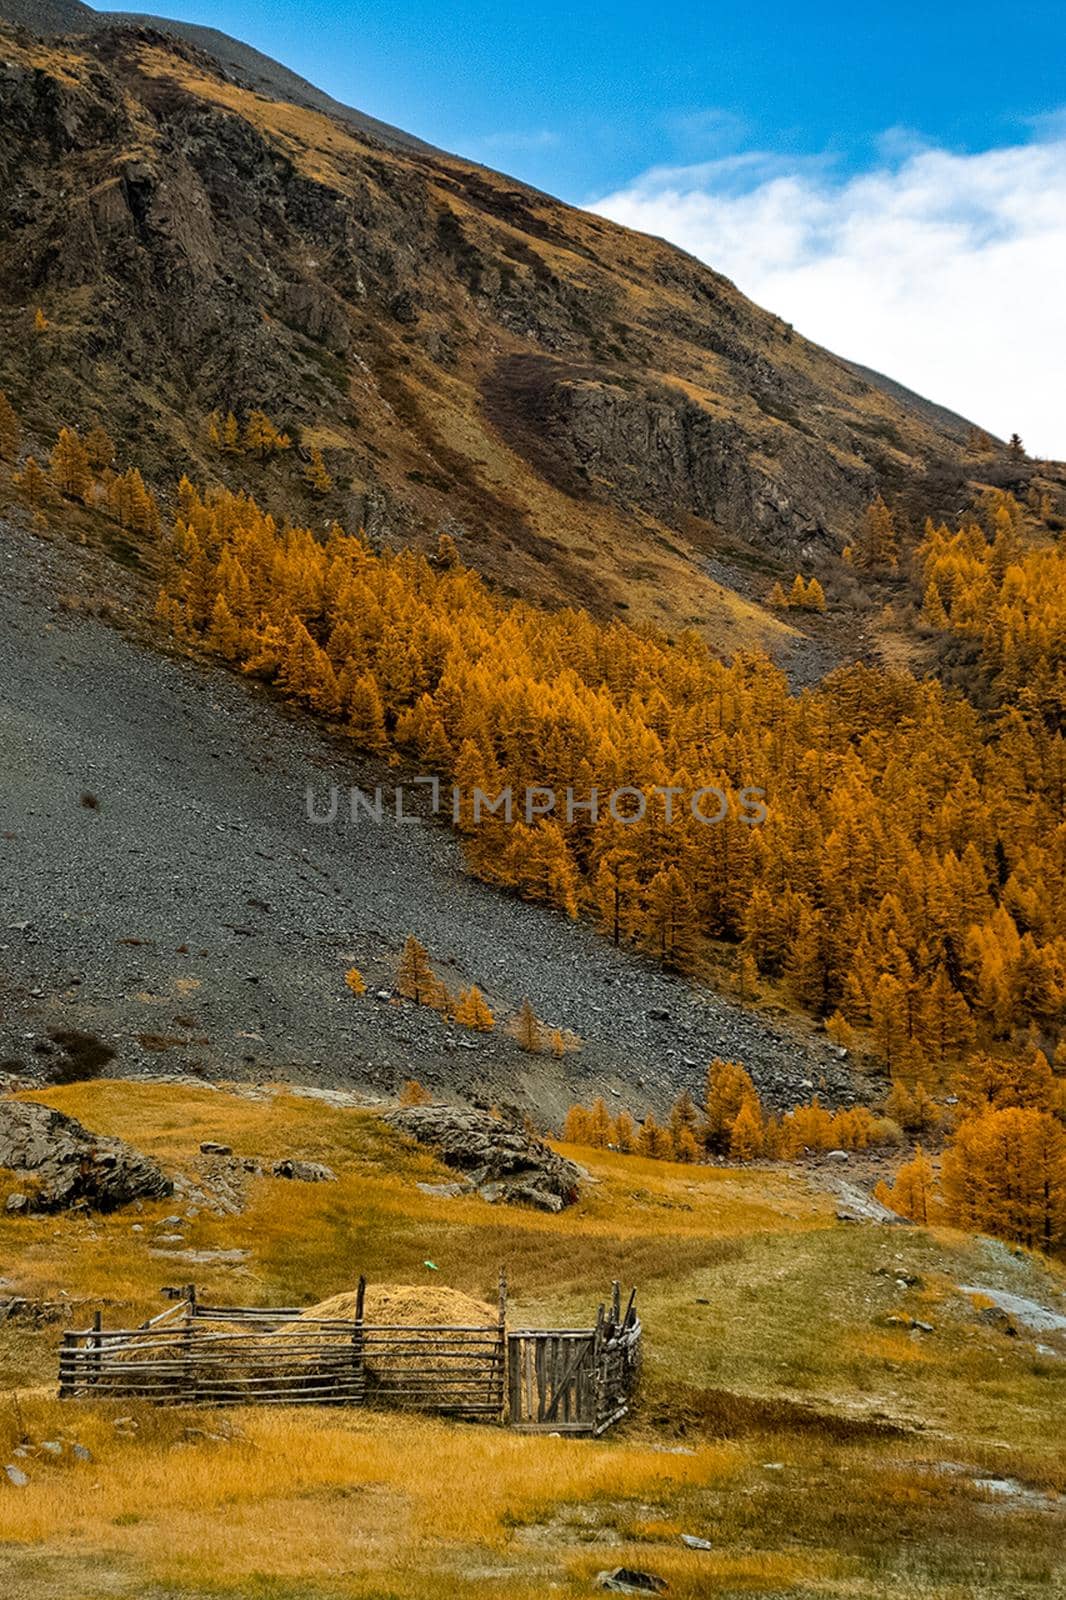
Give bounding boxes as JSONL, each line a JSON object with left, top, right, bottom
{"left": 156, "top": 1, "right": 1064, "bottom": 197}
{"left": 158, "top": 2, "right": 1066, "bottom": 452}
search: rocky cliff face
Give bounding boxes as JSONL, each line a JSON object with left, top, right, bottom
{"left": 484, "top": 353, "right": 878, "bottom": 550}
{"left": 0, "top": 17, "right": 990, "bottom": 629}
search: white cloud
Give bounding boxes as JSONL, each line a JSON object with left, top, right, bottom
{"left": 590, "top": 133, "right": 1066, "bottom": 459}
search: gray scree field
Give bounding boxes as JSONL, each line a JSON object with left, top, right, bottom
{"left": 0, "top": 520, "right": 859, "bottom": 1119}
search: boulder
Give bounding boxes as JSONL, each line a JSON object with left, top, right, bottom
{"left": 384, "top": 1104, "right": 582, "bottom": 1211}
{"left": 0, "top": 1099, "right": 172, "bottom": 1212}
{"left": 271, "top": 1158, "right": 336, "bottom": 1183}
{"left": 976, "top": 1304, "right": 1019, "bottom": 1336}
{"left": 596, "top": 1571, "right": 668, "bottom": 1595}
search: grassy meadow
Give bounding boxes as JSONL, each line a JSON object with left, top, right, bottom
{"left": 0, "top": 1080, "right": 1063, "bottom": 1599}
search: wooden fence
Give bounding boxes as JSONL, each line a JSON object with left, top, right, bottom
{"left": 58, "top": 1277, "right": 640, "bottom": 1433}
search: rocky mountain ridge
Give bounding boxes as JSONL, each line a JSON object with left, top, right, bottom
{"left": 0, "top": 7, "right": 1004, "bottom": 637}
{"left": 0, "top": 0, "right": 438, "bottom": 152}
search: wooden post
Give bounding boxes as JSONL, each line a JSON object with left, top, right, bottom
{"left": 182, "top": 1284, "right": 196, "bottom": 1404}
{"left": 352, "top": 1275, "right": 366, "bottom": 1404}
{"left": 90, "top": 1310, "right": 102, "bottom": 1392}
{"left": 592, "top": 1302, "right": 605, "bottom": 1432}
{"left": 611, "top": 1281, "right": 621, "bottom": 1331}
{"left": 534, "top": 1335, "right": 546, "bottom": 1423}
{"left": 497, "top": 1268, "right": 507, "bottom": 1420}
{"left": 508, "top": 1336, "right": 521, "bottom": 1426}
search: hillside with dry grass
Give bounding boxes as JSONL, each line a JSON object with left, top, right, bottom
{"left": 0, "top": 8, "right": 1024, "bottom": 651}
{"left": 0, "top": 1078, "right": 1063, "bottom": 1599}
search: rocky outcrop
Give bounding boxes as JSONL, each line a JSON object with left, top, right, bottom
{"left": 483, "top": 354, "right": 875, "bottom": 554}
{"left": 384, "top": 1104, "right": 582, "bottom": 1212}
{"left": 0, "top": 1098, "right": 172, "bottom": 1211}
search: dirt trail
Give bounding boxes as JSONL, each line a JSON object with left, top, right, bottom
{"left": 0, "top": 520, "right": 861, "bottom": 1120}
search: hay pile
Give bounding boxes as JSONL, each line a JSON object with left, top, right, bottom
{"left": 291, "top": 1283, "right": 499, "bottom": 1393}
{"left": 298, "top": 1284, "right": 495, "bottom": 1327}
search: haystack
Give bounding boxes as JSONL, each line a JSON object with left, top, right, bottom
{"left": 290, "top": 1283, "right": 499, "bottom": 1394}
{"left": 298, "top": 1284, "right": 494, "bottom": 1327}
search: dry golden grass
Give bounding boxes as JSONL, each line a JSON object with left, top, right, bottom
{"left": 0, "top": 1080, "right": 1063, "bottom": 1598}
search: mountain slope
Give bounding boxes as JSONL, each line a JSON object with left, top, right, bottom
{"left": 0, "top": 513, "right": 857, "bottom": 1114}
{"left": 0, "top": 11, "right": 1004, "bottom": 638}
{"left": 0, "top": 0, "right": 439, "bottom": 153}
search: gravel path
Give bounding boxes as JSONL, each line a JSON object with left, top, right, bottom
{"left": 0, "top": 519, "right": 860, "bottom": 1120}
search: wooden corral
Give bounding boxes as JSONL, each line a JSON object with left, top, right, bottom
{"left": 58, "top": 1277, "right": 641, "bottom": 1434}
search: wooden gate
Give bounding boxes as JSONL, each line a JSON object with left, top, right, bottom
{"left": 507, "top": 1285, "right": 641, "bottom": 1435}
{"left": 508, "top": 1328, "right": 597, "bottom": 1432}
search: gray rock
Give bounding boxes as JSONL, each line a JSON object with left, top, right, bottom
{"left": 825, "top": 1149, "right": 850, "bottom": 1164}
{"left": 596, "top": 1570, "right": 668, "bottom": 1594}
{"left": 4, "top": 1464, "right": 28, "bottom": 1488}
{"left": 384, "top": 1104, "right": 582, "bottom": 1211}
{"left": 5, "top": 1193, "right": 29, "bottom": 1214}
{"left": 479, "top": 1179, "right": 565, "bottom": 1213}
{"left": 0, "top": 1100, "right": 171, "bottom": 1213}
{"left": 679, "top": 1533, "right": 713, "bottom": 1550}
{"left": 976, "top": 1304, "right": 1019, "bottom": 1336}
{"left": 147, "top": 1247, "right": 250, "bottom": 1264}
{"left": 199, "top": 1142, "right": 232, "bottom": 1156}
{"left": 271, "top": 1159, "right": 336, "bottom": 1183}
{"left": 957, "top": 1283, "right": 1066, "bottom": 1337}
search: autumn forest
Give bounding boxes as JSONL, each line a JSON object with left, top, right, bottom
{"left": 2, "top": 392, "right": 1065, "bottom": 1255}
